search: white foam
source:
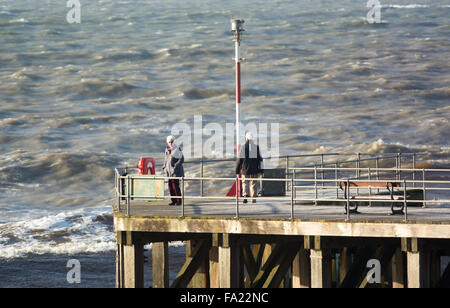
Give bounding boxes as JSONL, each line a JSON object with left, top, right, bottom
{"left": 0, "top": 207, "right": 186, "bottom": 259}
{"left": 0, "top": 207, "right": 115, "bottom": 259}
{"left": 367, "top": 138, "right": 385, "bottom": 152}
{"left": 382, "top": 4, "right": 429, "bottom": 9}
{"left": 9, "top": 18, "right": 29, "bottom": 24}
{"left": 383, "top": 4, "right": 450, "bottom": 10}
{"left": 188, "top": 44, "right": 203, "bottom": 49}
{"left": 144, "top": 241, "right": 185, "bottom": 250}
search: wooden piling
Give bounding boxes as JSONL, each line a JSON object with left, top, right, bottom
{"left": 116, "top": 232, "right": 144, "bottom": 288}
{"left": 152, "top": 242, "right": 169, "bottom": 288}
{"left": 392, "top": 248, "right": 405, "bottom": 288}
{"left": 218, "top": 234, "right": 241, "bottom": 288}
{"left": 292, "top": 246, "right": 310, "bottom": 288}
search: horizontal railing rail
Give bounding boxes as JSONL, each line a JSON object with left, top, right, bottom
{"left": 118, "top": 152, "right": 420, "bottom": 171}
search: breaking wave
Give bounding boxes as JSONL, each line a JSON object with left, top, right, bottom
{"left": 93, "top": 48, "right": 163, "bottom": 62}
{"left": 0, "top": 151, "right": 120, "bottom": 185}
{"left": 0, "top": 207, "right": 185, "bottom": 259}
{"left": 56, "top": 79, "right": 139, "bottom": 99}
{"left": 382, "top": 4, "right": 428, "bottom": 9}
{"left": 180, "top": 87, "right": 273, "bottom": 100}
{"left": 362, "top": 139, "right": 450, "bottom": 168}
{"left": 0, "top": 207, "right": 115, "bottom": 259}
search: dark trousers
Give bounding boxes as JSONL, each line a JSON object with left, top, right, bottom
{"left": 168, "top": 179, "right": 182, "bottom": 204}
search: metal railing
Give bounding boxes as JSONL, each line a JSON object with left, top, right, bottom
{"left": 167, "top": 152, "right": 420, "bottom": 197}
{"left": 147, "top": 152, "right": 417, "bottom": 173}
{"left": 289, "top": 167, "right": 450, "bottom": 220}
{"left": 290, "top": 166, "right": 450, "bottom": 198}
{"left": 114, "top": 160, "right": 450, "bottom": 222}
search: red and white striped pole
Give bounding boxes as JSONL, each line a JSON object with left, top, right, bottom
{"left": 231, "top": 19, "right": 245, "bottom": 155}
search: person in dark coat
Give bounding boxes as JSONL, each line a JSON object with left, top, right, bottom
{"left": 236, "top": 132, "right": 263, "bottom": 204}
{"left": 163, "top": 136, "right": 185, "bottom": 206}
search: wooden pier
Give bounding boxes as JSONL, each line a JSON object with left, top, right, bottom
{"left": 113, "top": 200, "right": 450, "bottom": 288}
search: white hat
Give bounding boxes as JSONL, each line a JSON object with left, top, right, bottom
{"left": 167, "top": 135, "right": 174, "bottom": 143}
{"left": 245, "top": 132, "right": 253, "bottom": 141}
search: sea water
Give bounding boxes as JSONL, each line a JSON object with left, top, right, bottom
{"left": 0, "top": 0, "right": 449, "bottom": 287}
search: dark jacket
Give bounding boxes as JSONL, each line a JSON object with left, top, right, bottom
{"left": 236, "top": 140, "right": 263, "bottom": 175}
{"left": 163, "top": 144, "right": 185, "bottom": 177}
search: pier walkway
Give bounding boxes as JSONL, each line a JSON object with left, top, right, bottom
{"left": 116, "top": 199, "right": 450, "bottom": 224}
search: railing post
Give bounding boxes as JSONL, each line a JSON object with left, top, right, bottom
{"left": 368, "top": 167, "right": 372, "bottom": 207}
{"left": 356, "top": 153, "right": 360, "bottom": 195}
{"left": 404, "top": 179, "right": 408, "bottom": 221}
{"left": 422, "top": 169, "right": 426, "bottom": 208}
{"left": 376, "top": 157, "right": 380, "bottom": 194}
{"left": 335, "top": 163, "right": 339, "bottom": 198}
{"left": 127, "top": 175, "right": 131, "bottom": 217}
{"left": 293, "top": 168, "right": 296, "bottom": 203}
{"left": 200, "top": 158, "right": 204, "bottom": 197}
{"left": 413, "top": 153, "right": 416, "bottom": 188}
{"left": 357, "top": 152, "right": 361, "bottom": 178}
{"left": 235, "top": 177, "right": 240, "bottom": 219}
{"left": 396, "top": 153, "right": 400, "bottom": 180}
{"left": 321, "top": 153, "right": 324, "bottom": 188}
{"left": 181, "top": 177, "right": 185, "bottom": 218}
{"left": 314, "top": 165, "right": 318, "bottom": 206}
{"left": 346, "top": 179, "right": 350, "bottom": 221}
{"left": 116, "top": 171, "right": 120, "bottom": 212}
{"left": 291, "top": 177, "right": 295, "bottom": 220}
{"left": 376, "top": 157, "right": 379, "bottom": 177}
{"left": 286, "top": 156, "right": 290, "bottom": 192}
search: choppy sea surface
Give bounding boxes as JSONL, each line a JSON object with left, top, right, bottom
{"left": 0, "top": 0, "right": 449, "bottom": 287}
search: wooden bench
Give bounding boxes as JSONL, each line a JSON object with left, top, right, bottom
{"left": 339, "top": 181, "right": 404, "bottom": 215}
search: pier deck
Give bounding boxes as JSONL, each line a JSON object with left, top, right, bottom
{"left": 115, "top": 200, "right": 450, "bottom": 224}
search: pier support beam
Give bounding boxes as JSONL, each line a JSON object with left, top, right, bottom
{"left": 219, "top": 234, "right": 242, "bottom": 288}
{"left": 338, "top": 248, "right": 351, "bottom": 287}
{"left": 209, "top": 245, "right": 220, "bottom": 288}
{"left": 310, "top": 249, "right": 332, "bottom": 288}
{"left": 407, "top": 251, "right": 423, "bottom": 288}
{"left": 123, "top": 244, "right": 144, "bottom": 288}
{"left": 403, "top": 238, "right": 430, "bottom": 288}
{"left": 306, "top": 236, "right": 332, "bottom": 288}
{"left": 251, "top": 239, "right": 303, "bottom": 288}
{"left": 430, "top": 250, "right": 441, "bottom": 288}
{"left": 152, "top": 242, "right": 169, "bottom": 288}
{"left": 171, "top": 238, "right": 211, "bottom": 288}
{"left": 116, "top": 232, "right": 144, "bottom": 288}
{"left": 292, "top": 246, "right": 310, "bottom": 288}
{"left": 187, "top": 240, "right": 210, "bottom": 288}
{"left": 392, "top": 248, "right": 405, "bottom": 288}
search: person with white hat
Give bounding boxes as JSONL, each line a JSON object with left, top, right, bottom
{"left": 162, "top": 135, "right": 185, "bottom": 206}
{"left": 236, "top": 132, "right": 263, "bottom": 204}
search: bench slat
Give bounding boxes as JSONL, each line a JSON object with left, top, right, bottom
{"left": 340, "top": 181, "right": 400, "bottom": 189}
{"left": 350, "top": 195, "right": 404, "bottom": 200}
